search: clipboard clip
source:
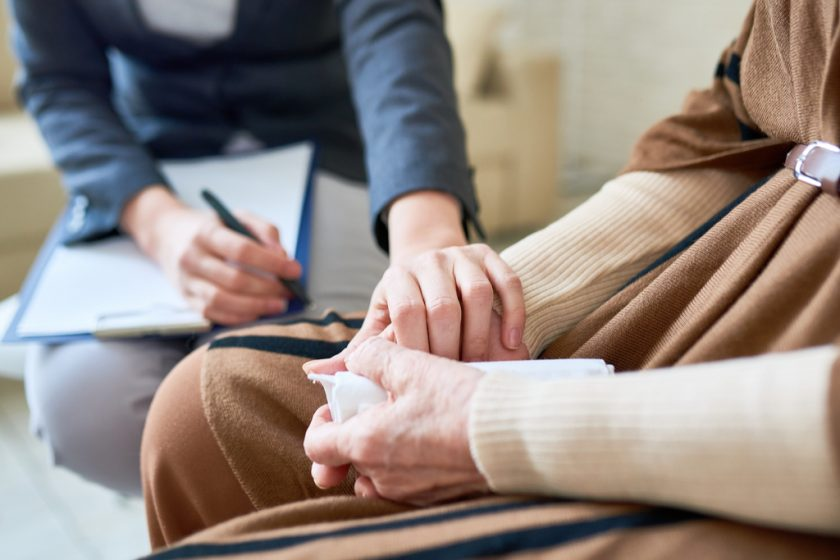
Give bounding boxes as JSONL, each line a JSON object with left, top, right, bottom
{"left": 94, "top": 304, "right": 211, "bottom": 339}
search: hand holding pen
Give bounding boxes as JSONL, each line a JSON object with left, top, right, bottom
{"left": 202, "top": 189, "right": 311, "bottom": 307}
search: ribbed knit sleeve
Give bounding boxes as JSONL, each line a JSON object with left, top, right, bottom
{"left": 500, "top": 170, "right": 755, "bottom": 357}
{"left": 469, "top": 346, "right": 840, "bottom": 536}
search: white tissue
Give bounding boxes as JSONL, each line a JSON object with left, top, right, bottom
{"left": 308, "top": 358, "right": 614, "bottom": 424}
{"left": 307, "top": 371, "right": 388, "bottom": 423}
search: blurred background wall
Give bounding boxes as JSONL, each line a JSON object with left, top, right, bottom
{"left": 460, "top": 0, "right": 753, "bottom": 206}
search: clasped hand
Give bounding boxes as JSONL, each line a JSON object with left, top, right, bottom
{"left": 304, "top": 243, "right": 529, "bottom": 504}
{"left": 304, "top": 337, "right": 490, "bottom": 505}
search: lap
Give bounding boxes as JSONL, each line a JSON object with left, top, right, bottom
{"left": 143, "top": 310, "right": 367, "bottom": 547}
{"left": 151, "top": 496, "right": 840, "bottom": 560}
{"left": 200, "top": 311, "right": 365, "bottom": 509}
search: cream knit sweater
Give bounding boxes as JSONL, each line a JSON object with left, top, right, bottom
{"left": 470, "top": 171, "right": 840, "bottom": 536}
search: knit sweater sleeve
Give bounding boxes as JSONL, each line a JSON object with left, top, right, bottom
{"left": 500, "top": 169, "right": 755, "bottom": 357}
{"left": 469, "top": 346, "right": 840, "bottom": 536}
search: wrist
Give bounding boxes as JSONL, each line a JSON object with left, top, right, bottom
{"left": 120, "top": 185, "right": 186, "bottom": 258}
{"left": 387, "top": 190, "right": 467, "bottom": 264}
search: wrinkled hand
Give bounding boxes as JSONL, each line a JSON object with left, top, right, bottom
{"left": 307, "top": 244, "right": 526, "bottom": 374}
{"left": 304, "top": 337, "right": 490, "bottom": 505}
{"left": 150, "top": 205, "right": 301, "bottom": 325}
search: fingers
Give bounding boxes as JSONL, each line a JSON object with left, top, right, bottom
{"left": 185, "top": 295, "right": 254, "bottom": 326}
{"left": 186, "top": 277, "right": 288, "bottom": 325}
{"left": 453, "top": 257, "right": 493, "bottom": 362}
{"left": 180, "top": 245, "right": 290, "bottom": 298}
{"left": 483, "top": 252, "right": 525, "bottom": 350}
{"left": 304, "top": 405, "right": 353, "bottom": 467}
{"left": 381, "top": 324, "right": 396, "bottom": 342}
{"left": 235, "top": 211, "right": 284, "bottom": 250}
{"left": 382, "top": 268, "right": 429, "bottom": 352}
{"left": 414, "top": 254, "right": 462, "bottom": 360}
{"left": 311, "top": 462, "right": 350, "bottom": 490}
{"left": 354, "top": 476, "right": 381, "bottom": 499}
{"left": 198, "top": 220, "right": 301, "bottom": 279}
{"left": 306, "top": 406, "right": 352, "bottom": 488}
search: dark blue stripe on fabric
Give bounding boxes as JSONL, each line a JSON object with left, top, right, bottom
{"left": 264, "top": 311, "right": 363, "bottom": 330}
{"left": 714, "top": 61, "right": 726, "bottom": 79}
{"left": 207, "top": 311, "right": 362, "bottom": 358}
{"left": 725, "top": 52, "right": 741, "bottom": 84}
{"left": 145, "top": 501, "right": 701, "bottom": 560}
{"left": 383, "top": 508, "right": 703, "bottom": 560}
{"left": 209, "top": 336, "right": 350, "bottom": 359}
{"left": 622, "top": 175, "right": 771, "bottom": 289}
{"left": 144, "top": 500, "right": 564, "bottom": 560}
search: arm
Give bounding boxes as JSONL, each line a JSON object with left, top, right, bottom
{"left": 306, "top": 339, "right": 840, "bottom": 536}
{"left": 501, "top": 169, "right": 756, "bottom": 356}
{"left": 10, "top": 0, "right": 167, "bottom": 244}
{"left": 334, "top": 0, "right": 476, "bottom": 255}
{"left": 306, "top": 1, "right": 519, "bottom": 361}
{"left": 470, "top": 346, "right": 840, "bottom": 536}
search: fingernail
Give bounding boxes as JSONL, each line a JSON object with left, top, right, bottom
{"left": 507, "top": 327, "right": 522, "bottom": 349}
{"left": 269, "top": 299, "right": 288, "bottom": 314}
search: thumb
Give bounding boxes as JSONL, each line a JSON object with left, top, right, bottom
{"left": 303, "top": 347, "right": 349, "bottom": 375}
{"left": 345, "top": 337, "right": 420, "bottom": 394}
{"left": 303, "top": 300, "right": 391, "bottom": 375}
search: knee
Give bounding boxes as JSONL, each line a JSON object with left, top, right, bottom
{"left": 143, "top": 345, "right": 258, "bottom": 547}
{"left": 25, "top": 343, "right": 159, "bottom": 494}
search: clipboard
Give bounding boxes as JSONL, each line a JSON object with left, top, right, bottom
{"left": 3, "top": 142, "right": 317, "bottom": 343}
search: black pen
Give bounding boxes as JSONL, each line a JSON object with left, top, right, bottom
{"left": 201, "top": 189, "right": 312, "bottom": 307}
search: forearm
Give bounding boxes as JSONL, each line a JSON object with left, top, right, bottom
{"left": 502, "top": 169, "right": 755, "bottom": 356}
{"left": 336, "top": 0, "right": 478, "bottom": 252}
{"left": 469, "top": 346, "right": 840, "bottom": 535}
{"left": 120, "top": 185, "right": 187, "bottom": 259}
{"left": 387, "top": 190, "right": 467, "bottom": 264}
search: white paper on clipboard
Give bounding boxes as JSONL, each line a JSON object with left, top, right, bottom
{"left": 11, "top": 142, "right": 314, "bottom": 341}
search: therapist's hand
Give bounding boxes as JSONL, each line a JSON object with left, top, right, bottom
{"left": 306, "top": 243, "right": 526, "bottom": 373}
{"left": 304, "top": 337, "right": 490, "bottom": 505}
{"left": 307, "top": 190, "right": 525, "bottom": 371}
{"left": 121, "top": 185, "right": 302, "bottom": 325}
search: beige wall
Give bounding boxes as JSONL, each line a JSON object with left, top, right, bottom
{"left": 0, "top": 3, "right": 16, "bottom": 110}
{"left": 453, "top": 0, "right": 753, "bottom": 198}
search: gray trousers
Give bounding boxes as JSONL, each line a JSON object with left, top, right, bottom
{"left": 25, "top": 173, "right": 389, "bottom": 495}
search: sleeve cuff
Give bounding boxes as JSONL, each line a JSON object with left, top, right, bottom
{"left": 60, "top": 164, "right": 168, "bottom": 245}
{"left": 370, "top": 165, "right": 482, "bottom": 253}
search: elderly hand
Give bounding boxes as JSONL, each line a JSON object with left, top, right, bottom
{"left": 303, "top": 337, "right": 491, "bottom": 505}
